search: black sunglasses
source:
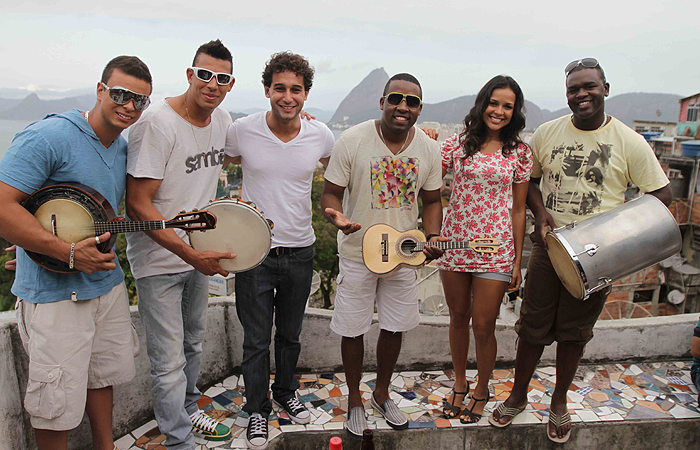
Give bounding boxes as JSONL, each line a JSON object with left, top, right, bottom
{"left": 190, "top": 67, "right": 234, "bottom": 86}
{"left": 384, "top": 92, "right": 422, "bottom": 109}
{"left": 564, "top": 58, "right": 599, "bottom": 76}
{"left": 101, "top": 83, "right": 150, "bottom": 111}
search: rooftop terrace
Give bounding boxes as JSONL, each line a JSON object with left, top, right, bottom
{"left": 1, "top": 299, "right": 698, "bottom": 449}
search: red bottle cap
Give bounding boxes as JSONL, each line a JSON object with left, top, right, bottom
{"left": 329, "top": 436, "right": 343, "bottom": 450}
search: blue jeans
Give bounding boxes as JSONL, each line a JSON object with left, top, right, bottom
{"left": 235, "top": 246, "right": 314, "bottom": 418}
{"left": 136, "top": 270, "right": 209, "bottom": 450}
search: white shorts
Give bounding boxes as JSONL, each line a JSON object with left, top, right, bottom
{"left": 330, "top": 257, "right": 420, "bottom": 337}
{"left": 16, "top": 282, "right": 137, "bottom": 431}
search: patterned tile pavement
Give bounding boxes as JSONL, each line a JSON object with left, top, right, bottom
{"left": 115, "top": 361, "right": 699, "bottom": 449}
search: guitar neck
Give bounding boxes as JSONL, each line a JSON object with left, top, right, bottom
{"left": 416, "top": 241, "right": 472, "bottom": 251}
{"left": 94, "top": 220, "right": 167, "bottom": 234}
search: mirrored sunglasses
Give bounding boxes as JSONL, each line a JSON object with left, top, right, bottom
{"left": 101, "top": 82, "right": 150, "bottom": 111}
{"left": 190, "top": 67, "right": 234, "bottom": 86}
{"left": 565, "top": 58, "right": 599, "bottom": 76}
{"left": 384, "top": 92, "right": 422, "bottom": 109}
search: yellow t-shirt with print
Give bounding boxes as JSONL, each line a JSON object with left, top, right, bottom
{"left": 531, "top": 115, "right": 669, "bottom": 228}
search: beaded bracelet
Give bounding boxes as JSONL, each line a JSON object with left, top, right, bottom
{"left": 69, "top": 243, "right": 76, "bottom": 269}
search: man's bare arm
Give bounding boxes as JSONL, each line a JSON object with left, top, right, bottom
{"left": 126, "top": 175, "right": 234, "bottom": 276}
{"left": 0, "top": 181, "right": 114, "bottom": 273}
{"left": 321, "top": 180, "right": 361, "bottom": 234}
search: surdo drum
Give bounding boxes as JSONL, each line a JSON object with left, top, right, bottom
{"left": 189, "top": 199, "right": 274, "bottom": 273}
{"left": 545, "top": 195, "right": 681, "bottom": 300}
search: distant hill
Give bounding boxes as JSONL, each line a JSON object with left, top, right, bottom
{"left": 328, "top": 69, "right": 548, "bottom": 131}
{"left": 230, "top": 112, "right": 247, "bottom": 122}
{"left": 0, "top": 93, "right": 95, "bottom": 120}
{"left": 329, "top": 69, "right": 683, "bottom": 131}
{"left": 328, "top": 68, "right": 389, "bottom": 125}
{"left": 420, "top": 96, "right": 547, "bottom": 131}
{"left": 0, "top": 98, "right": 23, "bottom": 113}
{"left": 543, "top": 92, "right": 682, "bottom": 127}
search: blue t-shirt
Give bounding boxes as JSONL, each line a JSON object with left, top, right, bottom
{"left": 0, "top": 109, "right": 126, "bottom": 303}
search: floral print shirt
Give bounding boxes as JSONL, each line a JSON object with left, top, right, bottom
{"left": 437, "top": 133, "right": 532, "bottom": 272}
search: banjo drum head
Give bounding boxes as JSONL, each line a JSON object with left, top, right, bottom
{"left": 545, "top": 232, "right": 585, "bottom": 300}
{"left": 189, "top": 200, "right": 272, "bottom": 273}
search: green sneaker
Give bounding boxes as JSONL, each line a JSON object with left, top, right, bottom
{"left": 190, "top": 409, "right": 232, "bottom": 442}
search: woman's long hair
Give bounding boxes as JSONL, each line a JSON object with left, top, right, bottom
{"left": 460, "top": 75, "right": 526, "bottom": 160}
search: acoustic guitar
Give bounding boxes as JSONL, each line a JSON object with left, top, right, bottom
{"left": 362, "top": 223, "right": 500, "bottom": 276}
{"left": 22, "top": 183, "right": 217, "bottom": 273}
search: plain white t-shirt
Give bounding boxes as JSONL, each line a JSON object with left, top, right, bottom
{"left": 126, "top": 99, "right": 232, "bottom": 279}
{"left": 224, "top": 111, "right": 334, "bottom": 248}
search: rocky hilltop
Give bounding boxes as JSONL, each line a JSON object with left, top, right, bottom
{"left": 328, "top": 69, "right": 683, "bottom": 130}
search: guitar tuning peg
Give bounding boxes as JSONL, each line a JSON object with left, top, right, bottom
{"left": 179, "top": 210, "right": 186, "bottom": 214}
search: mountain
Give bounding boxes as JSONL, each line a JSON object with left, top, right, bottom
{"left": 543, "top": 92, "right": 682, "bottom": 127}
{"left": 420, "top": 96, "right": 547, "bottom": 131}
{"left": 328, "top": 68, "right": 389, "bottom": 125}
{"left": 328, "top": 69, "right": 548, "bottom": 130}
{"left": 0, "top": 93, "right": 95, "bottom": 120}
{"left": 0, "top": 98, "right": 23, "bottom": 113}
{"left": 305, "top": 107, "right": 333, "bottom": 123}
{"left": 328, "top": 69, "right": 683, "bottom": 131}
{"left": 0, "top": 87, "right": 94, "bottom": 100}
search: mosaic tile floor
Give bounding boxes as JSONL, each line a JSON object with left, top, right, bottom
{"left": 115, "top": 361, "right": 699, "bottom": 449}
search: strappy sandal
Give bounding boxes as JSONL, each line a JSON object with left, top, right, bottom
{"left": 547, "top": 410, "right": 572, "bottom": 444}
{"left": 460, "top": 393, "right": 491, "bottom": 424}
{"left": 441, "top": 383, "right": 469, "bottom": 419}
{"left": 488, "top": 402, "right": 527, "bottom": 428}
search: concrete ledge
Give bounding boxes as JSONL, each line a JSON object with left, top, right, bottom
{"left": 0, "top": 298, "right": 696, "bottom": 449}
{"left": 270, "top": 418, "right": 700, "bottom": 449}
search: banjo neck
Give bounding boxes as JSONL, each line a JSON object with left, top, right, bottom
{"left": 93, "top": 220, "right": 168, "bottom": 235}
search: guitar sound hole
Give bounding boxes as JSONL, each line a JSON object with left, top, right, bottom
{"left": 399, "top": 239, "right": 417, "bottom": 257}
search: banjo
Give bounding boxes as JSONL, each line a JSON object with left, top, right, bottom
{"left": 23, "top": 183, "right": 217, "bottom": 273}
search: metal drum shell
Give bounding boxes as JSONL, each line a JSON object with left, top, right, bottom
{"left": 545, "top": 195, "right": 682, "bottom": 300}
{"left": 188, "top": 199, "right": 272, "bottom": 273}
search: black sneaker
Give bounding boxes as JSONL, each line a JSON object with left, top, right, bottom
{"left": 246, "top": 413, "right": 268, "bottom": 449}
{"left": 275, "top": 396, "right": 311, "bottom": 424}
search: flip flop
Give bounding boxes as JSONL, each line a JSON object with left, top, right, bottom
{"left": 547, "top": 410, "right": 572, "bottom": 444}
{"left": 488, "top": 402, "right": 527, "bottom": 428}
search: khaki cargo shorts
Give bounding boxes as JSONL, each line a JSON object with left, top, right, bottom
{"left": 16, "top": 282, "right": 137, "bottom": 431}
{"left": 515, "top": 242, "right": 609, "bottom": 346}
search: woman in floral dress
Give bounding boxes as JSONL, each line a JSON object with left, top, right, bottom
{"left": 439, "top": 75, "right": 532, "bottom": 423}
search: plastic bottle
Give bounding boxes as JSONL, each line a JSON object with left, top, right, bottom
{"left": 360, "top": 429, "right": 375, "bottom": 450}
{"left": 329, "top": 436, "right": 343, "bottom": 450}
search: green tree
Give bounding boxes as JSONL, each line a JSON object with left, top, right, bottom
{"left": 311, "top": 173, "right": 339, "bottom": 309}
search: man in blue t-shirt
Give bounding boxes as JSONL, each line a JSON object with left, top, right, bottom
{"left": 0, "top": 56, "right": 152, "bottom": 450}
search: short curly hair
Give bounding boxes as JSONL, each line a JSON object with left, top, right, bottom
{"left": 262, "top": 52, "right": 314, "bottom": 92}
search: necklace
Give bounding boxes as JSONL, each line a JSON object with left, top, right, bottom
{"left": 84, "top": 110, "right": 89, "bottom": 121}
{"left": 184, "top": 93, "right": 212, "bottom": 154}
{"left": 378, "top": 123, "right": 410, "bottom": 154}
{"left": 572, "top": 114, "right": 609, "bottom": 130}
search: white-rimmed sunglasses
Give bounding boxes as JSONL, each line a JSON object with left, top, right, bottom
{"left": 190, "top": 67, "right": 234, "bottom": 86}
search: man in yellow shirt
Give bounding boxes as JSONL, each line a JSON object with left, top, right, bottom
{"left": 489, "top": 58, "right": 672, "bottom": 443}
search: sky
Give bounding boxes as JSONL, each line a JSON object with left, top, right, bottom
{"left": 2, "top": 1, "right": 698, "bottom": 113}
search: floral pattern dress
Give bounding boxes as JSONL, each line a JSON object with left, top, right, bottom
{"left": 436, "top": 133, "right": 533, "bottom": 273}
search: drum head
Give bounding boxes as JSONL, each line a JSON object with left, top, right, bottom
{"left": 189, "top": 200, "right": 271, "bottom": 273}
{"left": 545, "top": 233, "right": 585, "bottom": 299}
